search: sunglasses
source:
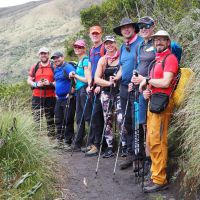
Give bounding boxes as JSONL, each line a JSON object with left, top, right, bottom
{"left": 74, "top": 45, "right": 85, "bottom": 49}
{"left": 138, "top": 23, "right": 152, "bottom": 30}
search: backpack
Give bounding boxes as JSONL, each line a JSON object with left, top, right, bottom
{"left": 170, "top": 41, "right": 182, "bottom": 64}
{"left": 32, "top": 61, "right": 54, "bottom": 79}
{"left": 151, "top": 54, "right": 193, "bottom": 107}
{"left": 89, "top": 43, "right": 105, "bottom": 58}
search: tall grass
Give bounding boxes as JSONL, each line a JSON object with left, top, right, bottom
{"left": 0, "top": 106, "right": 57, "bottom": 199}
{"left": 0, "top": 81, "right": 58, "bottom": 199}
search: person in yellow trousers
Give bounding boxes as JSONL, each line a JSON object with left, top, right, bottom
{"left": 139, "top": 30, "right": 179, "bottom": 193}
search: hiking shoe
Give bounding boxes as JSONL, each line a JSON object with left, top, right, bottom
{"left": 143, "top": 179, "right": 153, "bottom": 187}
{"left": 102, "top": 147, "right": 114, "bottom": 158}
{"left": 81, "top": 145, "right": 93, "bottom": 153}
{"left": 121, "top": 146, "right": 128, "bottom": 157}
{"left": 143, "top": 182, "right": 168, "bottom": 193}
{"left": 63, "top": 143, "right": 71, "bottom": 151}
{"left": 85, "top": 145, "right": 98, "bottom": 157}
{"left": 71, "top": 145, "right": 81, "bottom": 152}
{"left": 119, "top": 154, "right": 133, "bottom": 170}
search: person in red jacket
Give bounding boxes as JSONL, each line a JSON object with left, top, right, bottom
{"left": 139, "top": 30, "right": 178, "bottom": 193}
{"left": 27, "top": 47, "right": 56, "bottom": 137}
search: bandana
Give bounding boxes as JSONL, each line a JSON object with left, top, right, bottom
{"left": 105, "top": 50, "right": 120, "bottom": 62}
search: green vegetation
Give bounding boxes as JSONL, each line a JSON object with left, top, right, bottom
{"left": 64, "top": 0, "right": 200, "bottom": 198}
{"left": 0, "top": 82, "right": 57, "bottom": 199}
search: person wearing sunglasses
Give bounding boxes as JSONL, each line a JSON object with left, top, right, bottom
{"left": 70, "top": 39, "right": 92, "bottom": 152}
{"left": 129, "top": 16, "right": 155, "bottom": 175}
{"left": 113, "top": 18, "right": 143, "bottom": 170}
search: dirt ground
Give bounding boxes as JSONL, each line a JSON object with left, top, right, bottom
{"left": 53, "top": 149, "right": 177, "bottom": 200}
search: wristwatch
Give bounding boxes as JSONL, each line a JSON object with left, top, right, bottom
{"left": 146, "top": 77, "right": 151, "bottom": 85}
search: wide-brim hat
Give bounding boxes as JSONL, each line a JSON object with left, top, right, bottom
{"left": 152, "top": 30, "right": 170, "bottom": 39}
{"left": 113, "top": 17, "right": 139, "bottom": 36}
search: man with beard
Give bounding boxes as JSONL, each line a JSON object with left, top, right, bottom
{"left": 27, "top": 47, "right": 56, "bottom": 137}
{"left": 139, "top": 30, "right": 178, "bottom": 192}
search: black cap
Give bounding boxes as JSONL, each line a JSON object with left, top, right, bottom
{"left": 51, "top": 51, "right": 64, "bottom": 59}
{"left": 138, "top": 16, "right": 155, "bottom": 26}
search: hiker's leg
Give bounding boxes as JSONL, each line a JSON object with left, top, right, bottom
{"left": 92, "top": 96, "right": 104, "bottom": 149}
{"left": 54, "top": 99, "right": 64, "bottom": 141}
{"left": 147, "top": 100, "right": 174, "bottom": 185}
{"left": 116, "top": 94, "right": 127, "bottom": 147}
{"left": 44, "top": 97, "right": 56, "bottom": 137}
{"left": 74, "top": 88, "right": 85, "bottom": 147}
{"left": 65, "top": 96, "right": 76, "bottom": 144}
{"left": 32, "top": 96, "right": 41, "bottom": 124}
{"left": 120, "top": 94, "right": 133, "bottom": 154}
{"left": 100, "top": 91, "right": 113, "bottom": 148}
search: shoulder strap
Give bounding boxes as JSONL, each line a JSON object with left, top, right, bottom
{"left": 32, "top": 61, "right": 41, "bottom": 78}
{"left": 100, "top": 43, "right": 105, "bottom": 57}
{"left": 62, "top": 63, "right": 70, "bottom": 80}
{"left": 81, "top": 56, "right": 88, "bottom": 67}
{"left": 161, "top": 53, "right": 173, "bottom": 70}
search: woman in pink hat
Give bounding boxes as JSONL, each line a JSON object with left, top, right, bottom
{"left": 70, "top": 39, "right": 92, "bottom": 151}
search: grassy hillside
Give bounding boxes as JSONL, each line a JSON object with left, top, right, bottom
{"left": 0, "top": 0, "right": 104, "bottom": 83}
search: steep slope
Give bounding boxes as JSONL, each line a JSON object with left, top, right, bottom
{"left": 0, "top": 0, "right": 103, "bottom": 82}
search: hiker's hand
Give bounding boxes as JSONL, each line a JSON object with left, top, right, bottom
{"left": 37, "top": 81, "right": 44, "bottom": 87}
{"left": 110, "top": 76, "right": 118, "bottom": 83}
{"left": 139, "top": 79, "right": 147, "bottom": 92}
{"left": 86, "top": 86, "right": 92, "bottom": 94}
{"left": 143, "top": 89, "right": 151, "bottom": 100}
{"left": 43, "top": 79, "right": 50, "bottom": 85}
{"left": 128, "top": 83, "right": 133, "bottom": 92}
{"left": 131, "top": 75, "right": 144, "bottom": 85}
{"left": 94, "top": 86, "right": 101, "bottom": 94}
{"left": 69, "top": 71, "right": 75, "bottom": 78}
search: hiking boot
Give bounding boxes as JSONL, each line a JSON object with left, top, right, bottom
{"left": 121, "top": 146, "right": 128, "bottom": 157}
{"left": 52, "top": 140, "right": 64, "bottom": 149}
{"left": 143, "top": 179, "right": 153, "bottom": 187}
{"left": 85, "top": 145, "right": 98, "bottom": 157}
{"left": 143, "top": 182, "right": 168, "bottom": 193}
{"left": 63, "top": 143, "right": 71, "bottom": 151}
{"left": 102, "top": 147, "right": 114, "bottom": 158}
{"left": 81, "top": 145, "right": 93, "bottom": 153}
{"left": 71, "top": 145, "right": 81, "bottom": 152}
{"left": 119, "top": 154, "right": 133, "bottom": 170}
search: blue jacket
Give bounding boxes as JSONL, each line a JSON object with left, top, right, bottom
{"left": 54, "top": 62, "right": 75, "bottom": 99}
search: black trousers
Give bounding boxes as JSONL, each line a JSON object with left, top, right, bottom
{"left": 74, "top": 87, "right": 92, "bottom": 147}
{"left": 120, "top": 84, "right": 144, "bottom": 156}
{"left": 32, "top": 96, "right": 56, "bottom": 136}
{"left": 90, "top": 94, "right": 104, "bottom": 148}
{"left": 54, "top": 96, "right": 76, "bottom": 143}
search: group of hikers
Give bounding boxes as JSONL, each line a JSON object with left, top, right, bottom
{"left": 27, "top": 16, "right": 182, "bottom": 193}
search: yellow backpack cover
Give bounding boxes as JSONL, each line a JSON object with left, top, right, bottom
{"left": 172, "top": 68, "right": 194, "bottom": 106}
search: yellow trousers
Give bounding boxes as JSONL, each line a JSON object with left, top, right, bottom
{"left": 147, "top": 99, "right": 174, "bottom": 185}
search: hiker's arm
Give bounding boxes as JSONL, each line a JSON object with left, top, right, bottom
{"left": 71, "top": 67, "right": 88, "bottom": 83}
{"left": 95, "top": 57, "right": 112, "bottom": 87}
{"left": 113, "top": 66, "right": 122, "bottom": 82}
{"left": 149, "top": 72, "right": 174, "bottom": 88}
{"left": 86, "top": 61, "right": 92, "bottom": 85}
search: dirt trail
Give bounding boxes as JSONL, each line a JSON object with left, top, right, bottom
{"left": 54, "top": 149, "right": 176, "bottom": 200}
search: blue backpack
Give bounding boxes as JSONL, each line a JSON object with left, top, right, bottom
{"left": 170, "top": 41, "right": 182, "bottom": 64}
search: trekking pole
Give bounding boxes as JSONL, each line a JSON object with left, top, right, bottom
{"left": 39, "top": 88, "right": 42, "bottom": 132}
{"left": 95, "top": 86, "right": 114, "bottom": 176}
{"left": 71, "top": 94, "right": 89, "bottom": 156}
{"left": 132, "top": 70, "right": 140, "bottom": 183}
{"left": 84, "top": 93, "right": 97, "bottom": 156}
{"left": 113, "top": 92, "right": 130, "bottom": 177}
